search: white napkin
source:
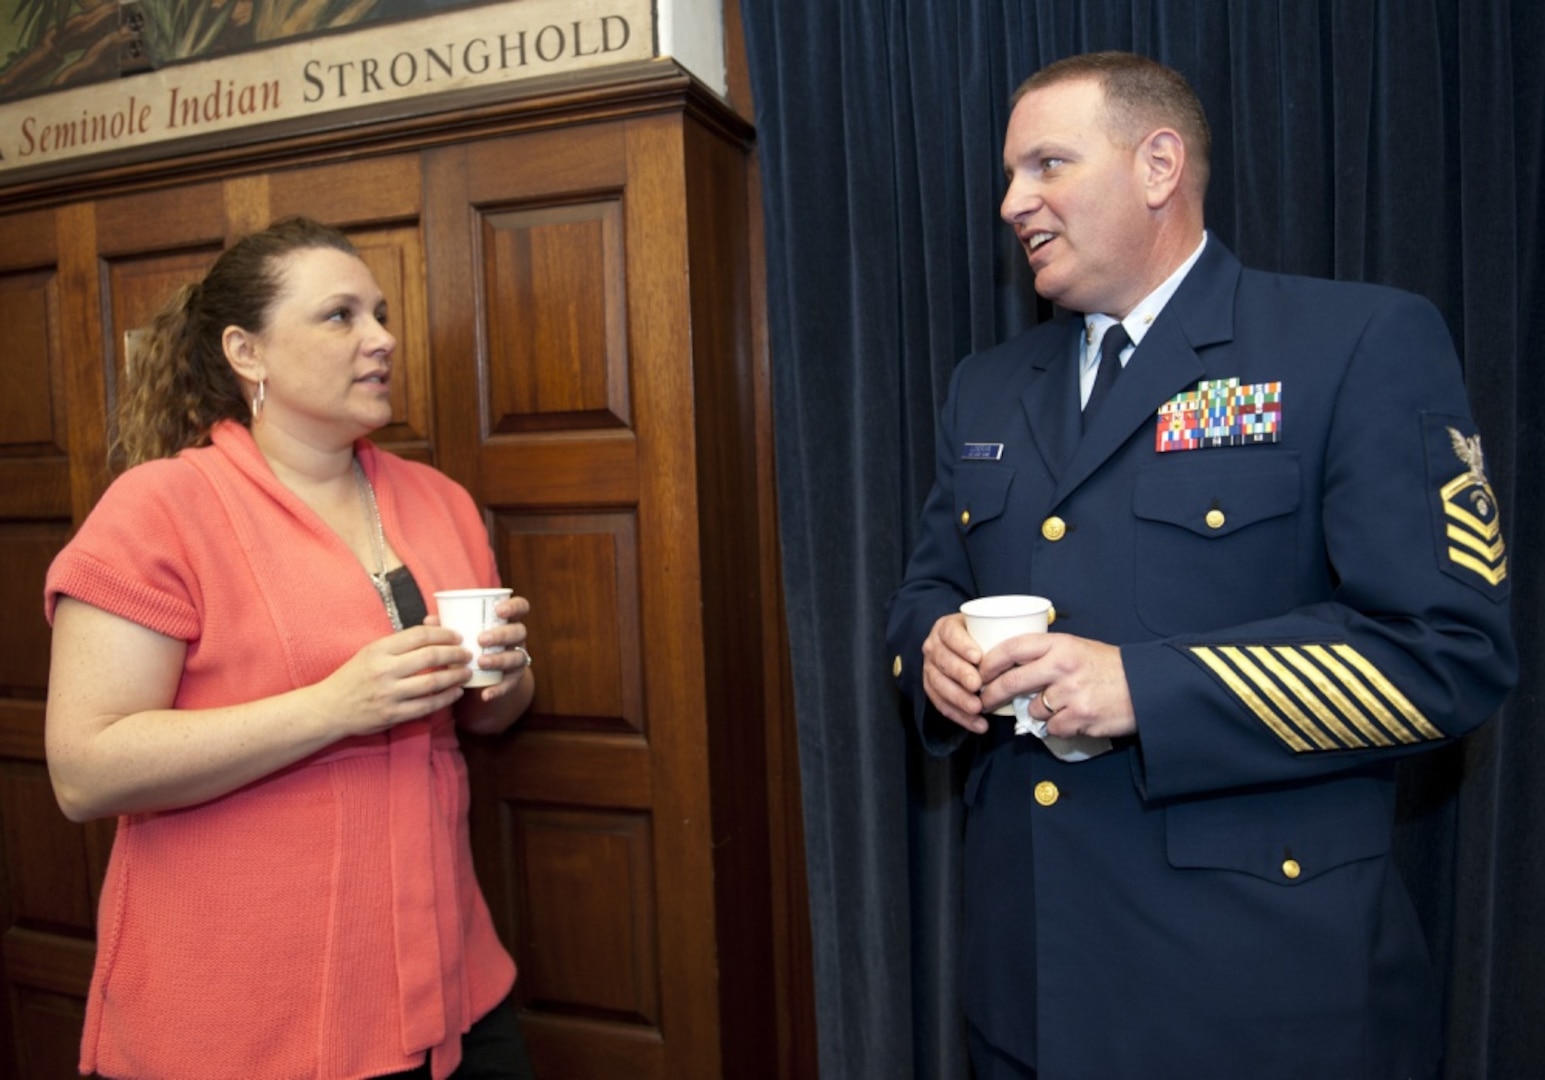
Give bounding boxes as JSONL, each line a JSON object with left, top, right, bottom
{"left": 1011, "top": 694, "right": 1114, "bottom": 762}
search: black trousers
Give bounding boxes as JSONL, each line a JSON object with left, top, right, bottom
{"left": 374, "top": 996, "right": 536, "bottom": 1080}
{"left": 968, "top": 1023, "right": 1037, "bottom": 1080}
{"left": 964, "top": 1021, "right": 1441, "bottom": 1080}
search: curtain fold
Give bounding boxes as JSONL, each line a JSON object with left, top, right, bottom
{"left": 741, "top": 2, "right": 1543, "bottom": 1076}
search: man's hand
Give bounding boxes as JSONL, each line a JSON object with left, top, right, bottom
{"left": 921, "top": 613, "right": 991, "bottom": 733}
{"left": 979, "top": 633, "right": 1137, "bottom": 739}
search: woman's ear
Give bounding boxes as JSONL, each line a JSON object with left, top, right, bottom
{"left": 223, "top": 325, "right": 263, "bottom": 386}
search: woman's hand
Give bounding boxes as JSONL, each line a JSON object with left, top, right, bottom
{"left": 436, "top": 594, "right": 537, "bottom": 735}
{"left": 313, "top": 624, "right": 476, "bottom": 738}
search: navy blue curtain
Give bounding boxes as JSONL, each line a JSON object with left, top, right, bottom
{"left": 741, "top": 2, "right": 1545, "bottom": 1077}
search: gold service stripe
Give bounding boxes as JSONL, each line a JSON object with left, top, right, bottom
{"left": 1246, "top": 646, "right": 1366, "bottom": 748}
{"left": 1273, "top": 646, "right": 1393, "bottom": 746}
{"left": 1220, "top": 647, "right": 1338, "bottom": 750}
{"left": 1297, "top": 645, "right": 1420, "bottom": 744}
{"left": 1328, "top": 644, "right": 1445, "bottom": 740}
{"left": 1191, "top": 646, "right": 1314, "bottom": 752}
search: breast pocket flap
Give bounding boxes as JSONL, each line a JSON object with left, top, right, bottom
{"left": 955, "top": 464, "right": 1015, "bottom": 532}
{"left": 1134, "top": 456, "right": 1301, "bottom": 538}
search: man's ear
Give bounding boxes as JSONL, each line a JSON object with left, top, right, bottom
{"left": 223, "top": 325, "right": 264, "bottom": 385}
{"left": 1140, "top": 128, "right": 1186, "bottom": 209}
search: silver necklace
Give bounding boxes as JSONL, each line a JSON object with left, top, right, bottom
{"left": 353, "top": 457, "right": 404, "bottom": 631}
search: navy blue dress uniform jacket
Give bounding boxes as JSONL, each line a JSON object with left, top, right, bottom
{"left": 885, "top": 239, "right": 1516, "bottom": 1079}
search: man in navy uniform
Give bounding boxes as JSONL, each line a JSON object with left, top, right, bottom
{"left": 886, "top": 51, "right": 1515, "bottom": 1079}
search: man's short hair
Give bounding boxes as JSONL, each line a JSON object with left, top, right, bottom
{"left": 1013, "top": 51, "right": 1212, "bottom": 195}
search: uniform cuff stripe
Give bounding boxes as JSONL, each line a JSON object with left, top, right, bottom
{"left": 1189, "top": 642, "right": 1441, "bottom": 752}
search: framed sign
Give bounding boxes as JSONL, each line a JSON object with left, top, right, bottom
{"left": 0, "top": 0, "right": 655, "bottom": 182}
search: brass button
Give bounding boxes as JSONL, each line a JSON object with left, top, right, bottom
{"left": 1281, "top": 859, "right": 1302, "bottom": 880}
{"left": 960, "top": 509, "right": 972, "bottom": 527}
{"left": 1034, "top": 781, "right": 1060, "bottom": 807}
{"left": 1205, "top": 509, "right": 1226, "bottom": 530}
{"left": 892, "top": 654, "right": 903, "bottom": 678}
{"left": 1041, "top": 516, "right": 1067, "bottom": 541}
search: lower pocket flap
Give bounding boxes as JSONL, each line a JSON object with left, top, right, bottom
{"left": 1165, "top": 772, "right": 1393, "bottom": 884}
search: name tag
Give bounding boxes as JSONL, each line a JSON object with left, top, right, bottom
{"left": 961, "top": 442, "right": 1004, "bottom": 461}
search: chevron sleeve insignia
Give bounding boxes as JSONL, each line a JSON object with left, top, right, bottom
{"left": 1188, "top": 643, "right": 1444, "bottom": 753}
{"left": 1426, "top": 415, "right": 1508, "bottom": 593}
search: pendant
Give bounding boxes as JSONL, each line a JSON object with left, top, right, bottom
{"left": 372, "top": 570, "right": 404, "bottom": 631}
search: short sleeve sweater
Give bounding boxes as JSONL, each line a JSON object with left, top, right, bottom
{"left": 45, "top": 421, "right": 515, "bottom": 1080}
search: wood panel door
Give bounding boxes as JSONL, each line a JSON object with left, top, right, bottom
{"left": 424, "top": 111, "right": 775, "bottom": 1079}
{"left": 0, "top": 205, "right": 100, "bottom": 1080}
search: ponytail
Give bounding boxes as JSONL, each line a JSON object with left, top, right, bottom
{"left": 112, "top": 282, "right": 245, "bottom": 468}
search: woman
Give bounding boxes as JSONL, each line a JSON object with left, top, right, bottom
{"left": 44, "top": 217, "right": 538, "bottom": 1079}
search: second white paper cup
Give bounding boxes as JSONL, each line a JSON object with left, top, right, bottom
{"left": 960, "top": 594, "right": 1052, "bottom": 715}
{"left": 433, "top": 588, "right": 513, "bottom": 687}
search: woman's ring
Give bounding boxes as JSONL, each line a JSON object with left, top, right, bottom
{"left": 513, "top": 645, "right": 533, "bottom": 669}
{"left": 1042, "top": 690, "right": 1057, "bottom": 713}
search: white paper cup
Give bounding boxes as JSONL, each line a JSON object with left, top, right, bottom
{"left": 960, "top": 594, "right": 1053, "bottom": 715}
{"left": 433, "top": 588, "right": 513, "bottom": 687}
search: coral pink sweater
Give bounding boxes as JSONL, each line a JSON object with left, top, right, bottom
{"left": 45, "top": 421, "right": 515, "bottom": 1080}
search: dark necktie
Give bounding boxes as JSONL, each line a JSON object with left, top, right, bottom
{"left": 1083, "top": 322, "right": 1131, "bottom": 431}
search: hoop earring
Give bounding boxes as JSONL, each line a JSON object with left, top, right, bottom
{"left": 251, "top": 379, "right": 266, "bottom": 422}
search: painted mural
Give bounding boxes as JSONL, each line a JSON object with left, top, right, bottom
{"left": 0, "top": 0, "right": 494, "bottom": 102}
